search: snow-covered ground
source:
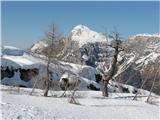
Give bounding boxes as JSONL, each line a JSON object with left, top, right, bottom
{"left": 0, "top": 85, "right": 159, "bottom": 119}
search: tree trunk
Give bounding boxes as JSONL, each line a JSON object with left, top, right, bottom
{"left": 44, "top": 60, "right": 50, "bottom": 97}
{"left": 103, "top": 80, "right": 109, "bottom": 96}
{"left": 103, "top": 53, "right": 118, "bottom": 96}
{"left": 103, "top": 33, "right": 120, "bottom": 97}
{"left": 44, "top": 82, "right": 49, "bottom": 96}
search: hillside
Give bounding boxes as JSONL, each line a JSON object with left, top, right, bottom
{"left": 30, "top": 25, "right": 160, "bottom": 95}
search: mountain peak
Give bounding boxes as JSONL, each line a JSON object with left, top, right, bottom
{"left": 72, "top": 25, "right": 90, "bottom": 31}
{"left": 70, "top": 25, "right": 107, "bottom": 47}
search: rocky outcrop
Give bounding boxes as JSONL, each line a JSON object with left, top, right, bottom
{"left": 1, "top": 67, "right": 39, "bottom": 82}
{"left": 1, "top": 67, "right": 14, "bottom": 79}
{"left": 19, "top": 68, "right": 39, "bottom": 81}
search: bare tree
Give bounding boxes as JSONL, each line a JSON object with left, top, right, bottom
{"left": 146, "top": 65, "right": 160, "bottom": 103}
{"left": 41, "top": 24, "right": 65, "bottom": 97}
{"left": 43, "top": 24, "right": 55, "bottom": 96}
{"left": 103, "top": 32, "right": 123, "bottom": 97}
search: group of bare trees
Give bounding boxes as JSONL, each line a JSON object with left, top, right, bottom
{"left": 133, "top": 60, "right": 160, "bottom": 102}
{"left": 33, "top": 23, "right": 159, "bottom": 106}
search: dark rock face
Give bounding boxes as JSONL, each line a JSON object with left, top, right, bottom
{"left": 95, "top": 74, "right": 102, "bottom": 83}
{"left": 20, "top": 68, "right": 39, "bottom": 82}
{"left": 122, "top": 87, "right": 130, "bottom": 93}
{"left": 87, "top": 84, "right": 100, "bottom": 91}
{"left": 1, "top": 67, "right": 39, "bottom": 82}
{"left": 19, "top": 85, "right": 27, "bottom": 88}
{"left": 20, "top": 69, "right": 32, "bottom": 81}
{"left": 62, "top": 42, "right": 110, "bottom": 67}
{"left": 1, "top": 67, "right": 14, "bottom": 79}
{"left": 132, "top": 89, "right": 138, "bottom": 94}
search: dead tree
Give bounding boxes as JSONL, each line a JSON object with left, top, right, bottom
{"left": 68, "top": 79, "right": 81, "bottom": 104}
{"left": 103, "top": 32, "right": 123, "bottom": 97}
{"left": 132, "top": 66, "right": 151, "bottom": 100}
{"left": 44, "top": 60, "right": 50, "bottom": 96}
{"left": 41, "top": 24, "right": 64, "bottom": 97}
{"left": 59, "top": 73, "right": 81, "bottom": 104}
{"left": 59, "top": 74, "right": 81, "bottom": 97}
{"left": 146, "top": 66, "right": 159, "bottom": 103}
{"left": 30, "top": 75, "right": 40, "bottom": 95}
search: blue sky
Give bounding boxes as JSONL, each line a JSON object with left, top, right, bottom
{"left": 2, "top": 1, "right": 159, "bottom": 49}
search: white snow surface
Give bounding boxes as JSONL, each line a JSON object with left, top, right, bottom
{"left": 71, "top": 25, "right": 108, "bottom": 47}
{"left": 82, "top": 54, "right": 89, "bottom": 61}
{"left": 1, "top": 46, "right": 24, "bottom": 56}
{"left": 136, "top": 52, "right": 160, "bottom": 65}
{"left": 0, "top": 85, "right": 159, "bottom": 119}
{"left": 1, "top": 46, "right": 43, "bottom": 69}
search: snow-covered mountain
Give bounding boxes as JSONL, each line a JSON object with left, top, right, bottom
{"left": 125, "top": 33, "right": 160, "bottom": 70}
{"left": 29, "top": 25, "right": 160, "bottom": 95}
{"left": 115, "top": 33, "right": 160, "bottom": 94}
{"left": 64, "top": 30, "right": 160, "bottom": 94}
{"left": 30, "top": 40, "right": 48, "bottom": 53}
{"left": 70, "top": 25, "right": 108, "bottom": 47}
{"left": 61, "top": 25, "right": 114, "bottom": 67}
{"left": 30, "top": 25, "right": 112, "bottom": 67}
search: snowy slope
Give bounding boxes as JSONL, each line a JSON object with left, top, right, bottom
{"left": 30, "top": 40, "right": 48, "bottom": 53}
{"left": 136, "top": 52, "right": 160, "bottom": 66}
{"left": 126, "top": 33, "right": 160, "bottom": 70}
{"left": 1, "top": 85, "right": 159, "bottom": 119}
{"left": 1, "top": 46, "right": 24, "bottom": 56}
{"left": 1, "top": 46, "right": 44, "bottom": 69}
